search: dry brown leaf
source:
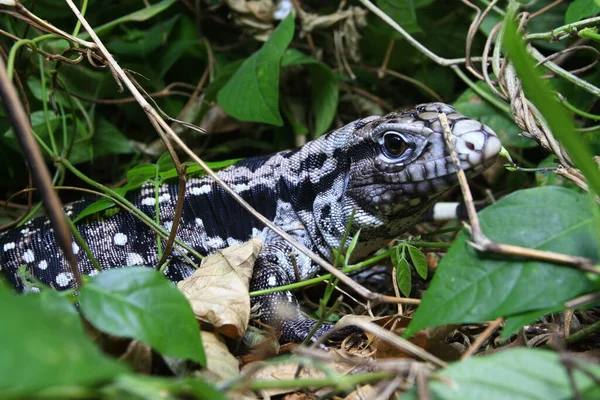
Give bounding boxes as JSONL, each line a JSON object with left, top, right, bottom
{"left": 178, "top": 238, "right": 262, "bottom": 339}
{"left": 344, "top": 384, "right": 378, "bottom": 400}
{"left": 119, "top": 340, "right": 153, "bottom": 374}
{"left": 198, "top": 332, "right": 240, "bottom": 381}
{"left": 241, "top": 359, "right": 355, "bottom": 397}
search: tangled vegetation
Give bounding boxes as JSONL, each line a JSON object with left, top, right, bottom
{"left": 1, "top": 0, "right": 600, "bottom": 398}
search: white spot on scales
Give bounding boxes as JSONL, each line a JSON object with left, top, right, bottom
{"left": 114, "top": 233, "right": 128, "bottom": 246}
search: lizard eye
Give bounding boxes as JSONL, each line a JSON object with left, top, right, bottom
{"left": 383, "top": 132, "right": 408, "bottom": 157}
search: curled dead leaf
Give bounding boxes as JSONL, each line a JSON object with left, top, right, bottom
{"left": 199, "top": 332, "right": 240, "bottom": 381}
{"left": 178, "top": 238, "right": 262, "bottom": 339}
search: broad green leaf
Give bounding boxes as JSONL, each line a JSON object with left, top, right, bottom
{"left": 111, "top": 374, "right": 226, "bottom": 400}
{"left": 126, "top": 164, "right": 158, "bottom": 189}
{"left": 108, "top": 15, "right": 179, "bottom": 56}
{"left": 453, "top": 82, "right": 533, "bottom": 148}
{"left": 158, "top": 16, "right": 205, "bottom": 77}
{"left": 407, "top": 245, "right": 427, "bottom": 279}
{"left": 535, "top": 155, "right": 582, "bottom": 191}
{"left": 197, "top": 60, "right": 244, "bottom": 124}
{"left": 0, "top": 290, "right": 127, "bottom": 397}
{"left": 392, "top": 246, "right": 412, "bottom": 297}
{"left": 218, "top": 14, "right": 295, "bottom": 126}
{"left": 504, "top": 15, "right": 600, "bottom": 197}
{"left": 3, "top": 110, "right": 62, "bottom": 149}
{"left": 157, "top": 153, "right": 176, "bottom": 173}
{"left": 402, "top": 348, "right": 600, "bottom": 400}
{"left": 27, "top": 76, "right": 70, "bottom": 107}
{"left": 158, "top": 158, "right": 242, "bottom": 181}
{"left": 405, "top": 187, "right": 599, "bottom": 337}
{"left": 68, "top": 118, "right": 133, "bottom": 164}
{"left": 281, "top": 49, "right": 339, "bottom": 136}
{"left": 281, "top": 96, "right": 309, "bottom": 135}
{"left": 73, "top": 194, "right": 121, "bottom": 223}
{"left": 377, "top": 0, "right": 422, "bottom": 35}
{"left": 80, "top": 268, "right": 205, "bottom": 366}
{"left": 502, "top": 307, "right": 562, "bottom": 338}
{"left": 80, "top": 0, "right": 178, "bottom": 39}
{"left": 565, "top": 0, "right": 600, "bottom": 24}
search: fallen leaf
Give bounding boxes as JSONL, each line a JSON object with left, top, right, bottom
{"left": 201, "top": 332, "right": 240, "bottom": 381}
{"left": 344, "top": 384, "right": 378, "bottom": 400}
{"left": 178, "top": 238, "right": 262, "bottom": 339}
{"left": 241, "top": 359, "right": 355, "bottom": 397}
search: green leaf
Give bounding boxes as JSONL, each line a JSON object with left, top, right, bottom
{"left": 402, "top": 348, "right": 600, "bottom": 400}
{"left": 0, "top": 290, "right": 127, "bottom": 397}
{"left": 68, "top": 118, "right": 133, "bottom": 164}
{"left": 217, "top": 14, "right": 295, "bottom": 126}
{"left": 535, "top": 155, "right": 583, "bottom": 191}
{"left": 80, "top": 0, "right": 178, "bottom": 39}
{"left": 392, "top": 246, "right": 412, "bottom": 297}
{"left": 345, "top": 229, "right": 362, "bottom": 266}
{"left": 74, "top": 161, "right": 154, "bottom": 223}
{"left": 407, "top": 245, "right": 427, "bottom": 279}
{"left": 112, "top": 374, "right": 226, "bottom": 400}
{"left": 197, "top": 60, "right": 244, "bottom": 124}
{"left": 158, "top": 16, "right": 205, "bottom": 77}
{"left": 3, "top": 110, "right": 62, "bottom": 150}
{"left": 453, "top": 82, "right": 534, "bottom": 148}
{"left": 108, "top": 15, "right": 179, "bottom": 56}
{"left": 503, "top": 14, "right": 600, "bottom": 197}
{"left": 281, "top": 49, "right": 339, "bottom": 136}
{"left": 377, "top": 0, "right": 422, "bottom": 35}
{"left": 80, "top": 268, "right": 205, "bottom": 366}
{"left": 502, "top": 307, "right": 562, "bottom": 338}
{"left": 126, "top": 164, "right": 158, "bottom": 189}
{"left": 565, "top": 0, "right": 600, "bottom": 24}
{"left": 73, "top": 195, "right": 120, "bottom": 223}
{"left": 405, "top": 187, "right": 599, "bottom": 337}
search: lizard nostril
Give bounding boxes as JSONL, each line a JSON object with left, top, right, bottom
{"left": 465, "top": 141, "right": 475, "bottom": 151}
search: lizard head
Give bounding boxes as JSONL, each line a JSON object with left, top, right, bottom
{"left": 342, "top": 102, "right": 501, "bottom": 238}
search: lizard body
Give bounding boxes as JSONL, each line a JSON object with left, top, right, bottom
{"left": 0, "top": 103, "right": 501, "bottom": 342}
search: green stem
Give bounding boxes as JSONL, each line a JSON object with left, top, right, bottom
{"left": 565, "top": 319, "right": 600, "bottom": 345}
{"left": 38, "top": 55, "right": 58, "bottom": 154}
{"left": 72, "top": 0, "right": 89, "bottom": 38}
{"left": 525, "top": 16, "right": 600, "bottom": 42}
{"left": 451, "top": 65, "right": 512, "bottom": 114}
{"left": 579, "top": 28, "right": 600, "bottom": 42}
{"left": 7, "top": 39, "right": 36, "bottom": 82}
{"left": 250, "top": 249, "right": 393, "bottom": 297}
{"left": 560, "top": 96, "right": 600, "bottom": 121}
{"left": 66, "top": 218, "right": 102, "bottom": 272}
{"left": 231, "top": 371, "right": 392, "bottom": 391}
{"left": 60, "top": 158, "right": 203, "bottom": 261}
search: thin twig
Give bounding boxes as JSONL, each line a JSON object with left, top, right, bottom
{"left": 357, "top": 0, "right": 480, "bottom": 66}
{"left": 438, "top": 112, "right": 600, "bottom": 274}
{"left": 461, "top": 317, "right": 504, "bottom": 359}
{"left": 0, "top": 56, "right": 81, "bottom": 288}
{"left": 63, "top": 0, "right": 380, "bottom": 303}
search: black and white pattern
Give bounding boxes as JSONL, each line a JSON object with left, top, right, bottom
{"left": 0, "top": 103, "right": 501, "bottom": 342}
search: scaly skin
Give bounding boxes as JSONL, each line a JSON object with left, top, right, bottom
{"left": 0, "top": 102, "right": 501, "bottom": 342}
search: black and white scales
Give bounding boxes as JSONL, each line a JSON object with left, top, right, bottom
{"left": 0, "top": 103, "right": 501, "bottom": 342}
